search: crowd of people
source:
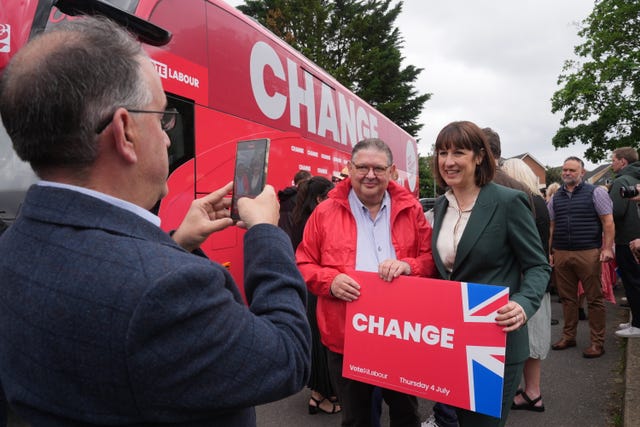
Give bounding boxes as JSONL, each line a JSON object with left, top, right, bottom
{"left": 0, "top": 15, "right": 639, "bottom": 427}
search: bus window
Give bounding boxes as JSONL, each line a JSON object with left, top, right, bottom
{"left": 166, "top": 93, "right": 195, "bottom": 174}
{"left": 100, "top": 0, "right": 140, "bottom": 13}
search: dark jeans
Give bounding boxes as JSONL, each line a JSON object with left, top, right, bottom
{"left": 433, "top": 402, "right": 458, "bottom": 427}
{"left": 616, "top": 244, "right": 640, "bottom": 328}
{"left": 327, "top": 350, "right": 420, "bottom": 427}
{"left": 371, "top": 387, "right": 383, "bottom": 427}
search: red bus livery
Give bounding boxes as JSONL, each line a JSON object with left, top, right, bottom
{"left": 0, "top": 0, "right": 419, "bottom": 291}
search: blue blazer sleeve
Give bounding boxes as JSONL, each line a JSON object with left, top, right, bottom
{"left": 126, "top": 224, "right": 311, "bottom": 419}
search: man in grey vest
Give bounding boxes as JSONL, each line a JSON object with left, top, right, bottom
{"left": 548, "top": 157, "right": 614, "bottom": 358}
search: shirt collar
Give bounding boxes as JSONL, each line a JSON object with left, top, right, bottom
{"left": 37, "top": 180, "right": 161, "bottom": 227}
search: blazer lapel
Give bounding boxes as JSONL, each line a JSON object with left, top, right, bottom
{"left": 452, "top": 183, "right": 498, "bottom": 272}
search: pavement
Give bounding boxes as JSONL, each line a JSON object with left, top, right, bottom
{"left": 624, "top": 332, "right": 639, "bottom": 427}
{"left": 6, "top": 287, "right": 638, "bottom": 427}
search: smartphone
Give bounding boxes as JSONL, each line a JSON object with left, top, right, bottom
{"left": 231, "top": 138, "right": 270, "bottom": 221}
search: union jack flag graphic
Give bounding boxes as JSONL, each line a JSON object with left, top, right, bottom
{"left": 463, "top": 283, "right": 509, "bottom": 417}
{"left": 343, "top": 273, "right": 508, "bottom": 419}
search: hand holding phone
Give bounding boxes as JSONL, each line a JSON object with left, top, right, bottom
{"left": 236, "top": 185, "right": 280, "bottom": 229}
{"left": 231, "top": 139, "right": 270, "bottom": 221}
{"left": 172, "top": 182, "right": 234, "bottom": 251}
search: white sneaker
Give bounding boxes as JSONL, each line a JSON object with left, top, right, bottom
{"left": 421, "top": 415, "right": 440, "bottom": 427}
{"left": 615, "top": 326, "right": 640, "bottom": 338}
{"left": 618, "top": 322, "right": 631, "bottom": 330}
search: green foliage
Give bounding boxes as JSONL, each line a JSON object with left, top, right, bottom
{"left": 545, "top": 166, "right": 562, "bottom": 186}
{"left": 418, "top": 155, "right": 435, "bottom": 198}
{"left": 236, "top": 0, "right": 430, "bottom": 137}
{"left": 551, "top": 0, "right": 640, "bottom": 163}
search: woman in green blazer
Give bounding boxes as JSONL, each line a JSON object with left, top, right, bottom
{"left": 430, "top": 121, "right": 551, "bottom": 427}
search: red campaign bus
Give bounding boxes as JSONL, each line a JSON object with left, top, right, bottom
{"left": 0, "top": 0, "right": 420, "bottom": 290}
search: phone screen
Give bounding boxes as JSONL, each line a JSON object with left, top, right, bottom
{"left": 231, "top": 138, "right": 270, "bottom": 220}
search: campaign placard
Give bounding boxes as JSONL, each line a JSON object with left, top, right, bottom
{"left": 342, "top": 272, "right": 508, "bottom": 418}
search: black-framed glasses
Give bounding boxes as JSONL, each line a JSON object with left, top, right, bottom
{"left": 351, "top": 163, "right": 391, "bottom": 177}
{"left": 95, "top": 107, "right": 179, "bottom": 134}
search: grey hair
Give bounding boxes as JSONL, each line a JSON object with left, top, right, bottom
{"left": 0, "top": 16, "right": 152, "bottom": 174}
{"left": 351, "top": 138, "right": 394, "bottom": 166}
{"left": 502, "top": 158, "right": 541, "bottom": 196}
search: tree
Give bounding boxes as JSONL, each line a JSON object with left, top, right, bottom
{"left": 418, "top": 155, "right": 434, "bottom": 198}
{"left": 545, "top": 166, "right": 562, "bottom": 187}
{"left": 237, "top": 0, "right": 430, "bottom": 137}
{"left": 551, "top": 0, "right": 640, "bottom": 163}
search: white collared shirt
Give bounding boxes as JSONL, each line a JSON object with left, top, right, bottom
{"left": 38, "top": 181, "right": 161, "bottom": 227}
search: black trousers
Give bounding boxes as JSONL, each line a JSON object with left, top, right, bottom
{"left": 616, "top": 244, "right": 640, "bottom": 328}
{"left": 327, "top": 350, "right": 420, "bottom": 427}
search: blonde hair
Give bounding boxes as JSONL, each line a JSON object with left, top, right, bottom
{"left": 546, "top": 182, "right": 561, "bottom": 201}
{"left": 501, "top": 158, "right": 541, "bottom": 196}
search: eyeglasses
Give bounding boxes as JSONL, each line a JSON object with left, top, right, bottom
{"left": 351, "top": 163, "right": 391, "bottom": 176}
{"left": 95, "top": 107, "right": 179, "bottom": 134}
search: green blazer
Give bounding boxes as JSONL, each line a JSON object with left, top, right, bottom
{"left": 432, "top": 182, "right": 551, "bottom": 363}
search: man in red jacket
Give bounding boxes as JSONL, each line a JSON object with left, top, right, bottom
{"left": 297, "top": 138, "right": 436, "bottom": 427}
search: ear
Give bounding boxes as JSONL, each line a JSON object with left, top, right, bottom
{"left": 389, "top": 164, "right": 398, "bottom": 179}
{"left": 110, "top": 108, "right": 138, "bottom": 164}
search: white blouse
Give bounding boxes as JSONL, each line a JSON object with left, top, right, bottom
{"left": 436, "top": 190, "right": 477, "bottom": 274}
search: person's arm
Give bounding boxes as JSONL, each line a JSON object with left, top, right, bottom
{"left": 380, "top": 203, "right": 436, "bottom": 280}
{"left": 296, "top": 205, "right": 344, "bottom": 297}
{"left": 127, "top": 189, "right": 311, "bottom": 415}
{"left": 548, "top": 220, "right": 555, "bottom": 267}
{"left": 593, "top": 185, "right": 615, "bottom": 261}
{"left": 599, "top": 213, "right": 615, "bottom": 262}
{"left": 630, "top": 238, "right": 640, "bottom": 261}
{"left": 404, "top": 203, "right": 436, "bottom": 277}
{"left": 630, "top": 183, "right": 640, "bottom": 202}
{"left": 609, "top": 177, "right": 632, "bottom": 220}
{"left": 500, "top": 191, "right": 551, "bottom": 327}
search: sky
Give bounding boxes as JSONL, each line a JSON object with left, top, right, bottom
{"left": 225, "top": 0, "right": 602, "bottom": 170}
{"left": 394, "top": 0, "right": 600, "bottom": 170}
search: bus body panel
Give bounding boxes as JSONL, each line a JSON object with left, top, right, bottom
{"left": 0, "top": 0, "right": 39, "bottom": 71}
{"left": 0, "top": 0, "right": 420, "bottom": 292}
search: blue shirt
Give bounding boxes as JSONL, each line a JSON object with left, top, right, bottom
{"left": 348, "top": 188, "right": 396, "bottom": 272}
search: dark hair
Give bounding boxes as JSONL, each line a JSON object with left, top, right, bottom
{"left": 613, "top": 147, "right": 639, "bottom": 164}
{"left": 564, "top": 156, "right": 584, "bottom": 168}
{"left": 432, "top": 121, "right": 495, "bottom": 188}
{"left": 482, "top": 127, "right": 501, "bottom": 159}
{"left": 0, "top": 17, "right": 150, "bottom": 175}
{"left": 292, "top": 176, "right": 334, "bottom": 226}
{"left": 351, "top": 138, "right": 393, "bottom": 166}
{"left": 293, "top": 170, "right": 312, "bottom": 185}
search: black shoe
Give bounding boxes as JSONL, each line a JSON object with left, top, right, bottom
{"left": 551, "top": 319, "right": 559, "bottom": 325}
{"left": 511, "top": 390, "right": 545, "bottom": 412}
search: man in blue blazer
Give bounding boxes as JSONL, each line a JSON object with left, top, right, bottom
{"left": 0, "top": 17, "right": 310, "bottom": 426}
